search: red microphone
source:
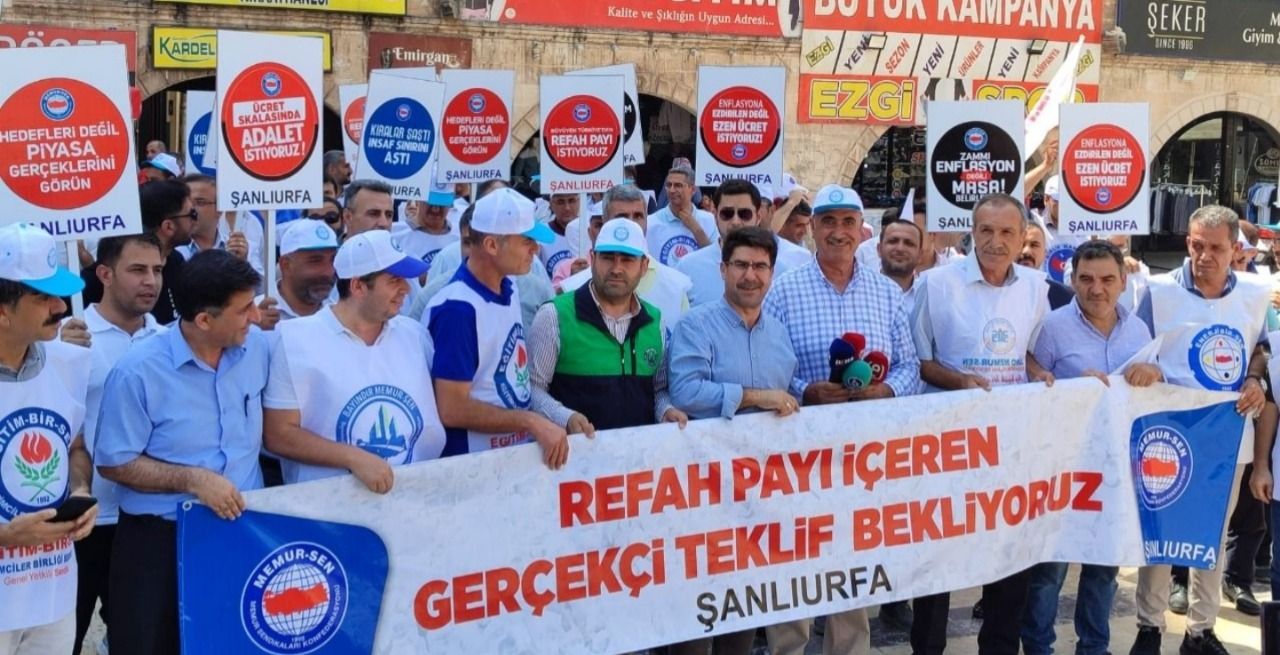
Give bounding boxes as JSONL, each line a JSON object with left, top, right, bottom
{"left": 863, "top": 351, "right": 890, "bottom": 384}
{"left": 841, "top": 332, "right": 866, "bottom": 359}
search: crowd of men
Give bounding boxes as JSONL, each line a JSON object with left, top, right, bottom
{"left": 0, "top": 142, "right": 1276, "bottom": 655}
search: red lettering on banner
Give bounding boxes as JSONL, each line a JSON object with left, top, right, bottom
{"left": 674, "top": 515, "right": 835, "bottom": 578}
{"left": 558, "top": 463, "right": 721, "bottom": 528}
{"left": 1071, "top": 471, "right": 1103, "bottom": 511}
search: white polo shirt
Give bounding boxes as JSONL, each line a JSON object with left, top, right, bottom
{"left": 647, "top": 205, "right": 720, "bottom": 266}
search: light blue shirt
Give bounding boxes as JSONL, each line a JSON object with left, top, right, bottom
{"left": 669, "top": 298, "right": 799, "bottom": 419}
{"left": 94, "top": 326, "right": 268, "bottom": 519}
{"left": 1033, "top": 299, "right": 1154, "bottom": 379}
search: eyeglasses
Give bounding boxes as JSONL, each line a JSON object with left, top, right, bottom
{"left": 167, "top": 209, "right": 198, "bottom": 222}
{"left": 726, "top": 260, "right": 772, "bottom": 273}
{"left": 718, "top": 208, "right": 755, "bottom": 222}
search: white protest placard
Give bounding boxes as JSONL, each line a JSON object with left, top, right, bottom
{"left": 436, "top": 69, "right": 513, "bottom": 184}
{"left": 184, "top": 90, "right": 216, "bottom": 175}
{"left": 205, "top": 93, "right": 220, "bottom": 169}
{"left": 0, "top": 44, "right": 141, "bottom": 240}
{"left": 215, "top": 30, "right": 324, "bottom": 212}
{"left": 539, "top": 74, "right": 625, "bottom": 194}
{"left": 1059, "top": 103, "right": 1150, "bottom": 236}
{"left": 695, "top": 66, "right": 785, "bottom": 188}
{"left": 926, "top": 100, "right": 1026, "bottom": 232}
{"left": 353, "top": 68, "right": 446, "bottom": 201}
{"left": 569, "top": 64, "right": 643, "bottom": 166}
{"left": 338, "top": 83, "right": 366, "bottom": 166}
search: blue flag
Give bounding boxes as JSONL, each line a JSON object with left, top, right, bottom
{"left": 1130, "top": 401, "right": 1244, "bottom": 569}
{"left": 178, "top": 506, "right": 388, "bottom": 655}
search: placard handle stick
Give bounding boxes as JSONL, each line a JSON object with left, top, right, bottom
{"left": 65, "top": 241, "right": 85, "bottom": 319}
{"left": 264, "top": 210, "right": 277, "bottom": 300}
{"left": 579, "top": 196, "right": 590, "bottom": 262}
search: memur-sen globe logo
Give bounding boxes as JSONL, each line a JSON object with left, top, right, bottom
{"left": 542, "top": 94, "right": 620, "bottom": 176}
{"left": 220, "top": 62, "right": 319, "bottom": 181}
{"left": 443, "top": 87, "right": 509, "bottom": 166}
{"left": 241, "top": 542, "right": 348, "bottom": 654}
{"left": 0, "top": 77, "right": 130, "bottom": 210}
{"left": 1133, "top": 427, "right": 1193, "bottom": 510}
{"left": 1188, "top": 325, "right": 1246, "bottom": 390}
{"left": 698, "top": 85, "right": 781, "bottom": 169}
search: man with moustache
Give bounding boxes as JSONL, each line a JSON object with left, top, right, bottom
{"left": 911, "top": 193, "right": 1054, "bottom": 655}
{"left": 763, "top": 184, "right": 921, "bottom": 655}
{"left": 529, "top": 217, "right": 687, "bottom": 439}
{"left": 254, "top": 220, "right": 339, "bottom": 330}
{"left": 877, "top": 217, "right": 925, "bottom": 313}
{"left": 1017, "top": 221, "right": 1076, "bottom": 310}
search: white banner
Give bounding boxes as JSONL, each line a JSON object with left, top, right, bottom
{"left": 1025, "top": 36, "right": 1085, "bottom": 156}
{"left": 215, "top": 30, "right": 324, "bottom": 211}
{"left": 1059, "top": 103, "right": 1150, "bottom": 236}
{"left": 184, "top": 90, "right": 216, "bottom": 176}
{"left": 230, "top": 380, "right": 1240, "bottom": 653}
{"left": 436, "top": 69, "right": 513, "bottom": 184}
{"left": 0, "top": 44, "right": 141, "bottom": 240}
{"left": 539, "top": 74, "right": 625, "bottom": 194}
{"left": 354, "top": 68, "right": 446, "bottom": 201}
{"left": 695, "top": 66, "right": 785, "bottom": 188}
{"left": 569, "top": 64, "right": 644, "bottom": 166}
{"left": 338, "top": 83, "right": 366, "bottom": 167}
{"left": 926, "top": 100, "right": 1026, "bottom": 232}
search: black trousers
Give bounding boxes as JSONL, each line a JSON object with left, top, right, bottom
{"left": 1225, "top": 463, "right": 1270, "bottom": 584}
{"left": 73, "top": 524, "right": 115, "bottom": 655}
{"left": 108, "top": 513, "right": 179, "bottom": 655}
{"left": 911, "top": 569, "right": 1032, "bottom": 655}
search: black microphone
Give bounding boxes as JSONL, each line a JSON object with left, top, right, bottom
{"left": 829, "top": 338, "right": 857, "bottom": 384}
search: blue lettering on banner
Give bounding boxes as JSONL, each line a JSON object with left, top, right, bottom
{"left": 1130, "top": 402, "right": 1244, "bottom": 569}
{"left": 36, "top": 215, "right": 128, "bottom": 238}
{"left": 363, "top": 97, "right": 436, "bottom": 181}
{"left": 1188, "top": 325, "right": 1246, "bottom": 391}
{"left": 179, "top": 507, "right": 387, "bottom": 655}
{"left": 189, "top": 111, "right": 216, "bottom": 175}
{"left": 444, "top": 168, "right": 503, "bottom": 183}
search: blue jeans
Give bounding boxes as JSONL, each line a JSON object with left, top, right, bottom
{"left": 1020, "top": 562, "right": 1119, "bottom": 655}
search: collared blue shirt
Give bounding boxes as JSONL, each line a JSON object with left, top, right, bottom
{"left": 669, "top": 298, "right": 799, "bottom": 419}
{"left": 1034, "top": 299, "right": 1154, "bottom": 379}
{"left": 94, "top": 326, "right": 268, "bottom": 519}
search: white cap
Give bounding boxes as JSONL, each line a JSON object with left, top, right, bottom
{"left": 1044, "top": 175, "right": 1060, "bottom": 200}
{"left": 0, "top": 223, "right": 84, "bottom": 296}
{"left": 1239, "top": 230, "right": 1258, "bottom": 253}
{"left": 812, "top": 184, "right": 864, "bottom": 214}
{"left": 334, "top": 229, "right": 428, "bottom": 279}
{"left": 754, "top": 182, "right": 774, "bottom": 204}
{"left": 142, "top": 153, "right": 182, "bottom": 178}
{"left": 588, "top": 200, "right": 604, "bottom": 217}
{"left": 779, "top": 172, "right": 807, "bottom": 198}
{"left": 428, "top": 165, "right": 454, "bottom": 207}
{"left": 471, "top": 188, "right": 555, "bottom": 243}
{"left": 593, "top": 218, "right": 647, "bottom": 258}
{"left": 280, "top": 219, "right": 338, "bottom": 256}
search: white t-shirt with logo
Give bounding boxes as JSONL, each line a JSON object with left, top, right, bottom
{"left": 647, "top": 206, "right": 720, "bottom": 266}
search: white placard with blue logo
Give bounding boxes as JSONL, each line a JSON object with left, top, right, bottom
{"left": 436, "top": 69, "right": 513, "bottom": 184}
{"left": 569, "top": 64, "right": 644, "bottom": 166}
{"left": 1059, "top": 103, "right": 1150, "bottom": 236}
{"left": 694, "top": 66, "right": 785, "bottom": 189}
{"left": 184, "top": 90, "right": 216, "bottom": 176}
{"left": 926, "top": 100, "right": 1026, "bottom": 233}
{"left": 0, "top": 44, "right": 142, "bottom": 240}
{"left": 538, "top": 74, "right": 626, "bottom": 194}
{"left": 354, "top": 68, "right": 445, "bottom": 202}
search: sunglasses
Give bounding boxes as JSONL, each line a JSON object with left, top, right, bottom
{"left": 167, "top": 209, "right": 198, "bottom": 222}
{"left": 309, "top": 212, "right": 341, "bottom": 223}
{"left": 718, "top": 208, "right": 755, "bottom": 222}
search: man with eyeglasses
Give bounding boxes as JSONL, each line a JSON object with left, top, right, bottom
{"left": 178, "top": 175, "right": 248, "bottom": 263}
{"left": 762, "top": 184, "right": 921, "bottom": 655}
{"left": 647, "top": 165, "right": 719, "bottom": 266}
{"left": 677, "top": 179, "right": 812, "bottom": 307}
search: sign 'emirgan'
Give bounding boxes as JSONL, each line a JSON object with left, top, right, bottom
{"left": 1059, "top": 103, "right": 1150, "bottom": 236}
{"left": 436, "top": 69, "right": 513, "bottom": 184}
{"left": 926, "top": 100, "right": 1025, "bottom": 232}
{"left": 539, "top": 74, "right": 625, "bottom": 194}
{"left": 339, "top": 83, "right": 366, "bottom": 165}
{"left": 354, "top": 68, "right": 446, "bottom": 201}
{"left": 215, "top": 30, "right": 324, "bottom": 211}
{"left": 695, "top": 66, "right": 785, "bottom": 188}
{"left": 0, "top": 43, "right": 141, "bottom": 239}
{"left": 185, "top": 90, "right": 216, "bottom": 175}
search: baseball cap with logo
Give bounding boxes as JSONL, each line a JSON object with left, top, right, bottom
{"left": 0, "top": 223, "right": 85, "bottom": 296}
{"left": 427, "top": 165, "right": 454, "bottom": 207}
{"left": 1044, "top": 175, "right": 1060, "bottom": 200}
{"left": 334, "top": 229, "right": 428, "bottom": 280}
{"left": 141, "top": 153, "right": 182, "bottom": 179}
{"left": 280, "top": 219, "right": 339, "bottom": 256}
{"left": 593, "top": 218, "right": 647, "bottom": 258}
{"left": 812, "top": 184, "right": 864, "bottom": 214}
{"left": 471, "top": 187, "right": 555, "bottom": 244}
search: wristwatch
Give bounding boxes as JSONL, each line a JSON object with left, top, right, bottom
{"left": 1246, "top": 374, "right": 1269, "bottom": 394}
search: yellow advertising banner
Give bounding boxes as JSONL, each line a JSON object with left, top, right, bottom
{"left": 155, "top": 0, "right": 403, "bottom": 15}
{"left": 153, "top": 27, "right": 332, "bottom": 70}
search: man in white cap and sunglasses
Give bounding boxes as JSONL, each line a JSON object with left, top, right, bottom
{"left": 0, "top": 223, "right": 97, "bottom": 653}
{"left": 425, "top": 188, "right": 574, "bottom": 469}
{"left": 264, "top": 229, "right": 445, "bottom": 493}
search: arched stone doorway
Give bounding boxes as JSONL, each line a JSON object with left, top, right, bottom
{"left": 1152, "top": 111, "right": 1280, "bottom": 213}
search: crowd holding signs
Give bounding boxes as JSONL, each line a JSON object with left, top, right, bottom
{"left": 0, "top": 26, "right": 1273, "bottom": 655}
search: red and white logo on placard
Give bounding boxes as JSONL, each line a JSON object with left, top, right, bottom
{"left": 542, "top": 95, "right": 620, "bottom": 176}
{"left": 220, "top": 62, "right": 319, "bottom": 181}
{"left": 699, "top": 86, "right": 781, "bottom": 168}
{"left": 443, "top": 88, "right": 509, "bottom": 166}
{"left": 344, "top": 96, "right": 365, "bottom": 145}
{"left": 1063, "top": 124, "right": 1145, "bottom": 214}
{"left": 0, "top": 77, "right": 130, "bottom": 210}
